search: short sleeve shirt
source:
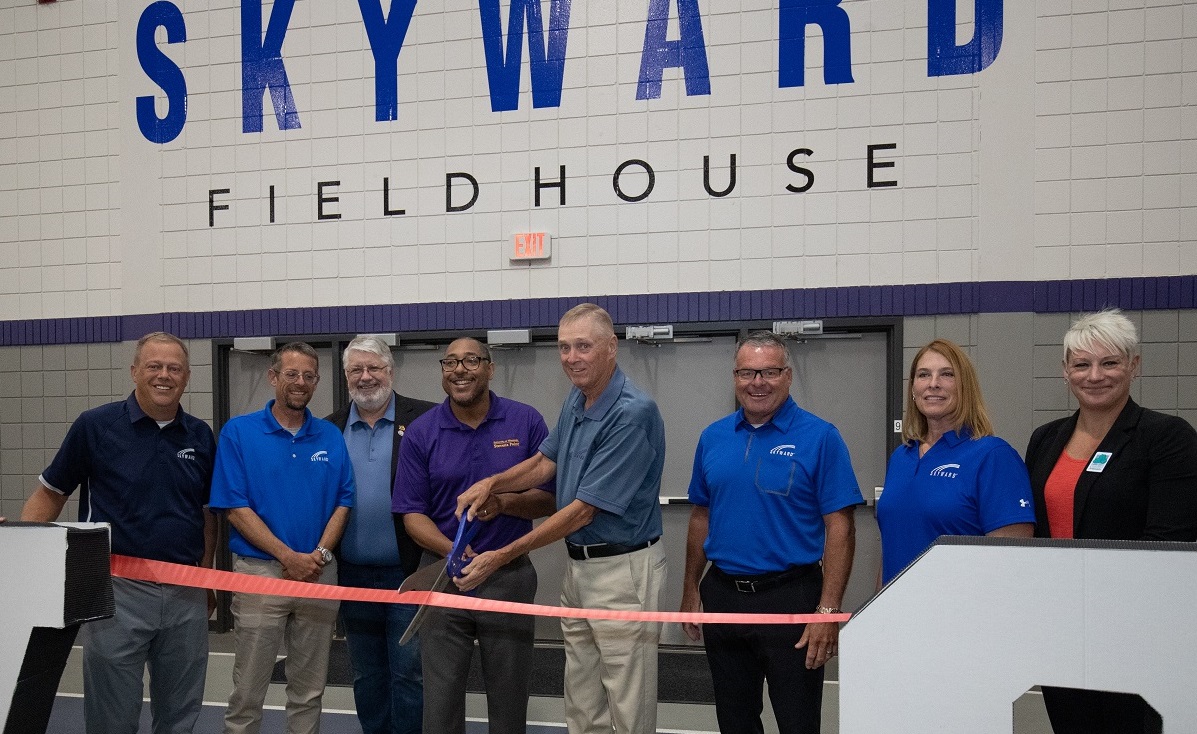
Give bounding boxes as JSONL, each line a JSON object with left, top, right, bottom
{"left": 688, "top": 396, "right": 863, "bottom": 575}
{"left": 393, "top": 393, "right": 553, "bottom": 553}
{"left": 40, "top": 393, "right": 215, "bottom": 565}
{"left": 539, "top": 367, "right": 665, "bottom": 546}
{"left": 876, "top": 429, "right": 1034, "bottom": 584}
{"left": 210, "top": 400, "right": 356, "bottom": 560}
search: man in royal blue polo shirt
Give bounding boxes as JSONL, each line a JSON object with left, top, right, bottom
{"left": 394, "top": 336, "right": 555, "bottom": 734}
{"left": 210, "top": 342, "right": 355, "bottom": 734}
{"left": 454, "top": 304, "right": 668, "bottom": 734}
{"left": 21, "top": 331, "right": 216, "bottom": 734}
{"left": 681, "top": 331, "right": 863, "bottom": 734}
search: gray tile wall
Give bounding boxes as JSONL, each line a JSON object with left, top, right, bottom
{"left": 904, "top": 310, "right": 1197, "bottom": 456}
{"left": 0, "top": 339, "right": 214, "bottom": 520}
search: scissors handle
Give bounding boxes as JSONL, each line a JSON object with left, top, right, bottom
{"left": 447, "top": 515, "right": 481, "bottom": 578}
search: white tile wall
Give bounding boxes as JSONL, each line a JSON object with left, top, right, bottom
{"left": 0, "top": 0, "right": 1194, "bottom": 321}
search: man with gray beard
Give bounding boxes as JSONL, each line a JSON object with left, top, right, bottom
{"left": 327, "top": 335, "right": 436, "bottom": 734}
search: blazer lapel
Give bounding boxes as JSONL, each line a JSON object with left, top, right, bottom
{"left": 1072, "top": 399, "right": 1142, "bottom": 535}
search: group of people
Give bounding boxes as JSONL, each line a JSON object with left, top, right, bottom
{"left": 874, "top": 309, "right": 1197, "bottom": 734}
{"left": 9, "top": 304, "right": 1195, "bottom": 734}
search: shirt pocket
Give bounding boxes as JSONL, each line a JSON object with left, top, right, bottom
{"left": 754, "top": 455, "right": 797, "bottom": 497}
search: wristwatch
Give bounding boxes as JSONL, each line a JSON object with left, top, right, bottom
{"left": 315, "top": 546, "right": 333, "bottom": 564}
{"left": 815, "top": 606, "right": 841, "bottom": 615}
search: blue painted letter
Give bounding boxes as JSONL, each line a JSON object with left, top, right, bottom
{"left": 637, "top": 0, "right": 710, "bottom": 100}
{"left": 135, "top": 2, "right": 187, "bottom": 144}
{"left": 478, "top": 0, "right": 572, "bottom": 111}
{"left": 778, "top": 0, "right": 853, "bottom": 88}
{"left": 242, "top": 0, "right": 300, "bottom": 132}
{"left": 928, "top": 0, "right": 1002, "bottom": 76}
{"left": 358, "top": 0, "right": 418, "bottom": 121}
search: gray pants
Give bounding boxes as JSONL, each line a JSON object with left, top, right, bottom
{"left": 420, "top": 555, "right": 537, "bottom": 734}
{"left": 81, "top": 577, "right": 209, "bottom": 734}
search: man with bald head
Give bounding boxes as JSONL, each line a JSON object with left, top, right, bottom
{"left": 456, "top": 304, "right": 668, "bottom": 734}
{"left": 394, "top": 336, "right": 555, "bottom": 734}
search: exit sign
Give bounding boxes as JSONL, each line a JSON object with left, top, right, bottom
{"left": 511, "top": 232, "right": 551, "bottom": 262}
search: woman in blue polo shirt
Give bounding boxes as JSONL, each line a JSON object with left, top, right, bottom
{"left": 876, "top": 338, "right": 1035, "bottom": 586}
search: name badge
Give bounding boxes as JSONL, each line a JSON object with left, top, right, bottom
{"left": 1086, "top": 451, "right": 1113, "bottom": 473}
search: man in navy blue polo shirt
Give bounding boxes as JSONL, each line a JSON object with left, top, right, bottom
{"left": 454, "top": 304, "right": 668, "bottom": 734}
{"left": 681, "top": 331, "right": 863, "bottom": 734}
{"left": 210, "top": 342, "right": 355, "bottom": 734}
{"left": 394, "top": 336, "right": 555, "bottom": 734}
{"left": 21, "top": 331, "right": 216, "bottom": 734}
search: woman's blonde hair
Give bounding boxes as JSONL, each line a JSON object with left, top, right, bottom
{"left": 902, "top": 338, "right": 994, "bottom": 445}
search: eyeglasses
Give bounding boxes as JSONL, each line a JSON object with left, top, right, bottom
{"left": 439, "top": 356, "right": 491, "bottom": 372}
{"left": 1066, "top": 357, "right": 1130, "bottom": 375}
{"left": 345, "top": 365, "right": 389, "bottom": 379}
{"left": 733, "top": 367, "right": 788, "bottom": 382}
{"left": 274, "top": 369, "right": 320, "bottom": 384}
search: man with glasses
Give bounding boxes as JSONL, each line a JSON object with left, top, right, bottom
{"left": 679, "top": 331, "right": 862, "bottom": 734}
{"left": 20, "top": 332, "right": 216, "bottom": 734}
{"left": 394, "top": 337, "right": 555, "bottom": 734}
{"left": 453, "top": 304, "right": 667, "bottom": 734}
{"left": 210, "top": 342, "right": 355, "bottom": 734}
{"left": 326, "top": 335, "right": 436, "bottom": 734}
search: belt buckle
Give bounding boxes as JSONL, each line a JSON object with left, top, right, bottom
{"left": 734, "top": 579, "right": 756, "bottom": 593}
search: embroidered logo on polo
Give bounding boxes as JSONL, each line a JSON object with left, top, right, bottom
{"left": 177, "top": 448, "right": 195, "bottom": 461}
{"left": 929, "top": 463, "right": 960, "bottom": 479}
{"left": 493, "top": 438, "right": 522, "bottom": 449}
{"left": 310, "top": 450, "right": 330, "bottom": 462}
{"left": 769, "top": 444, "right": 796, "bottom": 457}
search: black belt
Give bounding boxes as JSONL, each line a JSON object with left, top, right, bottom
{"left": 709, "top": 562, "right": 818, "bottom": 593}
{"left": 566, "top": 536, "right": 660, "bottom": 560}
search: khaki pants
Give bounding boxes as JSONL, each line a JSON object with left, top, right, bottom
{"left": 560, "top": 541, "right": 667, "bottom": 734}
{"left": 224, "top": 555, "right": 340, "bottom": 734}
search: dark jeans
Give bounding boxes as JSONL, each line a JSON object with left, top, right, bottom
{"left": 1042, "top": 686, "right": 1163, "bottom": 734}
{"left": 338, "top": 561, "right": 422, "bottom": 734}
{"left": 700, "top": 564, "right": 824, "bottom": 734}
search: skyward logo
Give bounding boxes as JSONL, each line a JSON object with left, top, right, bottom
{"left": 769, "top": 444, "right": 796, "bottom": 458}
{"left": 929, "top": 463, "right": 960, "bottom": 479}
{"left": 177, "top": 448, "right": 195, "bottom": 460}
{"left": 311, "top": 450, "right": 329, "bottom": 462}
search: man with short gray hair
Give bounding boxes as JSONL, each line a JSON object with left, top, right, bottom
{"left": 327, "top": 335, "right": 436, "bottom": 734}
{"left": 681, "top": 330, "right": 862, "bottom": 734}
{"left": 455, "top": 304, "right": 668, "bottom": 734}
{"left": 22, "top": 331, "right": 216, "bottom": 734}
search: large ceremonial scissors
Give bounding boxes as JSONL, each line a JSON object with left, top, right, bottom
{"left": 397, "top": 515, "right": 480, "bottom": 645}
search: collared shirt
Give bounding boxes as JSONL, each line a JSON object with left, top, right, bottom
{"left": 394, "top": 392, "right": 552, "bottom": 553}
{"left": 539, "top": 366, "right": 665, "bottom": 547}
{"left": 688, "top": 396, "right": 863, "bottom": 575}
{"left": 876, "top": 429, "right": 1034, "bottom": 584}
{"left": 40, "top": 393, "right": 215, "bottom": 565}
{"left": 339, "top": 397, "right": 401, "bottom": 566}
{"left": 210, "top": 400, "right": 355, "bottom": 560}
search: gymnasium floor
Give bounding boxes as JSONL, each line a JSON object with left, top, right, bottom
{"left": 44, "top": 631, "right": 1054, "bottom": 733}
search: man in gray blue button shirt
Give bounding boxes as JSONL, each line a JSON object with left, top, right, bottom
{"left": 327, "top": 335, "right": 436, "bottom": 734}
{"left": 455, "top": 303, "right": 667, "bottom": 734}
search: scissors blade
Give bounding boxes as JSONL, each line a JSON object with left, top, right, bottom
{"left": 397, "top": 560, "right": 452, "bottom": 646}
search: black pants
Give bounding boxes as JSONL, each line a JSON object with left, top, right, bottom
{"left": 1042, "top": 687, "right": 1162, "bottom": 734}
{"left": 699, "top": 564, "right": 824, "bottom": 734}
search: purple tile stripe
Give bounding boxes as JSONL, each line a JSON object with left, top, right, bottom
{"left": 2, "top": 276, "right": 1194, "bottom": 346}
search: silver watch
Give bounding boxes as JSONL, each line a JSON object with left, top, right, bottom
{"left": 315, "top": 546, "right": 333, "bottom": 564}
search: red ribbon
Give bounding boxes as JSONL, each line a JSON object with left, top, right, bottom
{"left": 111, "top": 555, "right": 851, "bottom": 625}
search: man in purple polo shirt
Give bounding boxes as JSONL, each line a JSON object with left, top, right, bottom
{"left": 394, "top": 337, "right": 555, "bottom": 734}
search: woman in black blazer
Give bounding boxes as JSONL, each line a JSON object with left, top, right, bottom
{"left": 1026, "top": 309, "right": 1197, "bottom": 734}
